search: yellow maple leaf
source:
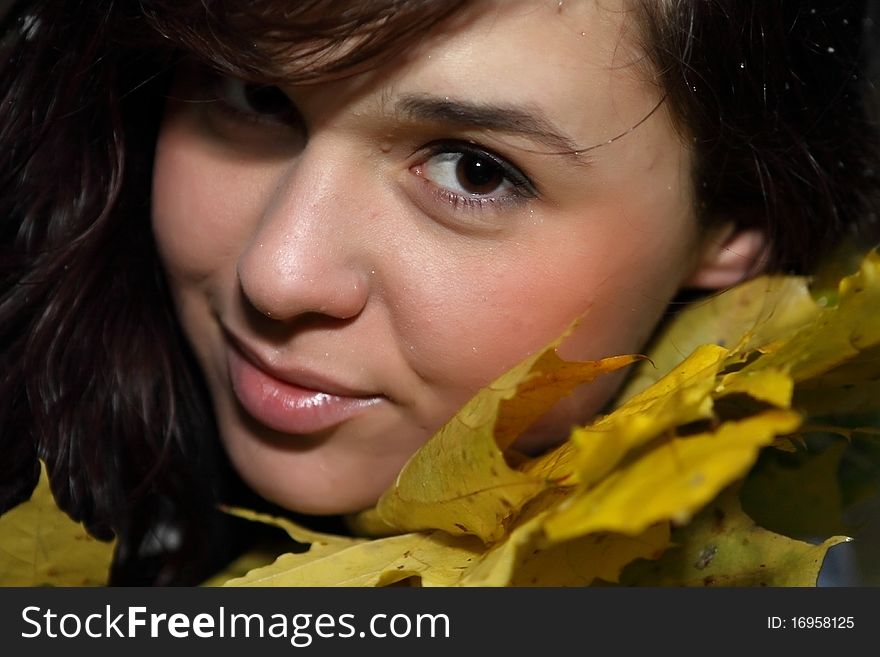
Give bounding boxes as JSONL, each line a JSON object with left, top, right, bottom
{"left": 455, "top": 497, "right": 669, "bottom": 586}
{"left": 544, "top": 410, "right": 802, "bottom": 541}
{"left": 621, "top": 485, "right": 849, "bottom": 587}
{"left": 224, "top": 496, "right": 669, "bottom": 587}
{"left": 565, "top": 344, "right": 728, "bottom": 489}
{"left": 224, "top": 531, "right": 484, "bottom": 587}
{"left": 372, "top": 342, "right": 637, "bottom": 543}
{"left": 716, "top": 367, "right": 794, "bottom": 408}
{"left": 0, "top": 461, "right": 115, "bottom": 586}
{"left": 619, "top": 276, "right": 819, "bottom": 401}
{"left": 733, "top": 250, "right": 880, "bottom": 389}
{"left": 740, "top": 439, "right": 850, "bottom": 540}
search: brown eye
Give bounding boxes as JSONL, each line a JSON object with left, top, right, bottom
{"left": 455, "top": 153, "right": 505, "bottom": 195}
{"left": 415, "top": 144, "right": 536, "bottom": 206}
{"left": 243, "top": 84, "right": 291, "bottom": 117}
{"left": 212, "top": 74, "right": 300, "bottom": 126}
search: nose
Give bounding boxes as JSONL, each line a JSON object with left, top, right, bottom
{"left": 236, "top": 147, "right": 372, "bottom": 323}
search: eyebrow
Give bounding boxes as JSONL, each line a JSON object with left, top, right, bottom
{"left": 394, "top": 93, "right": 589, "bottom": 163}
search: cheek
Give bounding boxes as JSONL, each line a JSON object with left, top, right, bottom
{"left": 150, "top": 109, "right": 273, "bottom": 284}
{"left": 393, "top": 203, "right": 692, "bottom": 403}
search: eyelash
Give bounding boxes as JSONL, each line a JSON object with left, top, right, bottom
{"left": 413, "top": 141, "right": 539, "bottom": 212}
{"left": 204, "top": 72, "right": 300, "bottom": 130}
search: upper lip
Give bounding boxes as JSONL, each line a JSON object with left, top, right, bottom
{"left": 223, "top": 326, "right": 381, "bottom": 399}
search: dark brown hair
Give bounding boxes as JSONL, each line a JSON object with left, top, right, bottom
{"left": 1, "top": 0, "right": 878, "bottom": 584}
{"left": 637, "top": 0, "right": 880, "bottom": 272}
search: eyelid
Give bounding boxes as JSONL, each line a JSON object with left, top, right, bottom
{"left": 417, "top": 139, "right": 540, "bottom": 199}
{"left": 204, "top": 70, "right": 301, "bottom": 129}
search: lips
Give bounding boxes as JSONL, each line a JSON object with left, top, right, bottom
{"left": 225, "top": 334, "right": 383, "bottom": 435}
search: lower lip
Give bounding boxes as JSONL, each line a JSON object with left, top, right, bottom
{"left": 227, "top": 348, "right": 382, "bottom": 435}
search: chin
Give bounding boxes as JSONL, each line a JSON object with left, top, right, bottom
{"left": 228, "top": 450, "right": 390, "bottom": 517}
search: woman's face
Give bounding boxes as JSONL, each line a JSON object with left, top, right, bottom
{"left": 152, "top": 0, "right": 707, "bottom": 514}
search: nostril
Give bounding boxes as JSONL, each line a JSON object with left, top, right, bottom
{"left": 242, "top": 292, "right": 280, "bottom": 323}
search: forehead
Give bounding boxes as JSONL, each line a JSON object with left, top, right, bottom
{"left": 287, "top": 0, "right": 670, "bottom": 164}
{"left": 382, "top": 0, "right": 659, "bottom": 148}
{"left": 409, "top": 0, "right": 647, "bottom": 89}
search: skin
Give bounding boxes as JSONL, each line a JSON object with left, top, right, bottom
{"left": 151, "top": 0, "right": 744, "bottom": 515}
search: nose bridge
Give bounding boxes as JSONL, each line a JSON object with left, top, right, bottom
{"left": 237, "top": 143, "right": 370, "bottom": 321}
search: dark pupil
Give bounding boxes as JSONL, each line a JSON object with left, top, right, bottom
{"left": 456, "top": 154, "right": 504, "bottom": 194}
{"left": 244, "top": 84, "right": 290, "bottom": 115}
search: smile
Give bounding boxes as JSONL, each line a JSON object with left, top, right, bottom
{"left": 225, "top": 335, "right": 384, "bottom": 435}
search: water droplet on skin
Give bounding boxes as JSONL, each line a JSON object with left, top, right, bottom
{"left": 739, "top": 62, "right": 745, "bottom": 69}
{"left": 472, "top": 346, "right": 478, "bottom": 353}
{"left": 581, "top": 32, "right": 586, "bottom": 37}
{"left": 370, "top": 269, "right": 376, "bottom": 276}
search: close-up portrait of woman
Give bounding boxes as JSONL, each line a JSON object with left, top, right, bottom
{"left": 2, "top": 0, "right": 880, "bottom": 588}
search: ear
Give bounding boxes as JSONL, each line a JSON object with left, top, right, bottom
{"left": 684, "top": 224, "right": 768, "bottom": 289}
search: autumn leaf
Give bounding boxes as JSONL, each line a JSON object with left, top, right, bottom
{"left": 730, "top": 250, "right": 880, "bottom": 407}
{"left": 565, "top": 344, "right": 728, "bottom": 490}
{"left": 619, "top": 276, "right": 819, "bottom": 401}
{"left": 200, "top": 506, "right": 361, "bottom": 586}
{"left": 456, "top": 499, "right": 670, "bottom": 586}
{"left": 497, "top": 525, "right": 669, "bottom": 586}
{"left": 223, "top": 505, "right": 366, "bottom": 547}
{"left": 0, "top": 460, "right": 115, "bottom": 586}
{"left": 620, "top": 485, "right": 849, "bottom": 587}
{"left": 740, "top": 439, "right": 850, "bottom": 540}
{"left": 373, "top": 340, "right": 637, "bottom": 543}
{"left": 225, "top": 492, "right": 670, "bottom": 587}
{"left": 715, "top": 367, "right": 794, "bottom": 408}
{"left": 544, "top": 410, "right": 802, "bottom": 542}
{"left": 224, "top": 530, "right": 485, "bottom": 587}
